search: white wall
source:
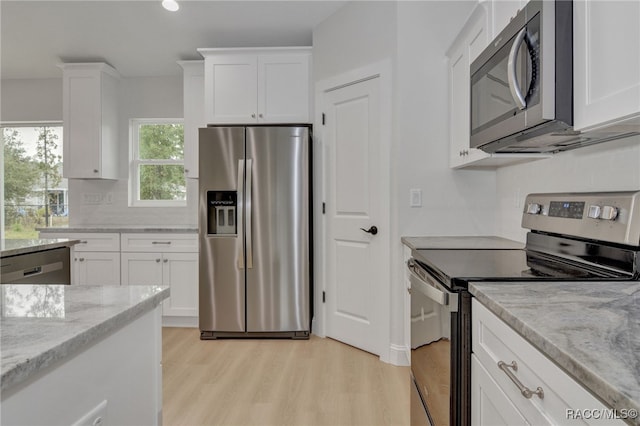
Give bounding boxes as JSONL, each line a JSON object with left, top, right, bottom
{"left": 496, "top": 136, "right": 640, "bottom": 242}
{"left": 312, "top": 1, "right": 397, "bottom": 83}
{"left": 396, "top": 1, "right": 496, "bottom": 239}
{"left": 1, "top": 76, "right": 197, "bottom": 226}
{"left": 1, "top": 79, "right": 62, "bottom": 122}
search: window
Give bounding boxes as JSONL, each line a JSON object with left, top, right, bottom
{"left": 2, "top": 124, "right": 67, "bottom": 239}
{"left": 130, "top": 119, "right": 186, "bottom": 206}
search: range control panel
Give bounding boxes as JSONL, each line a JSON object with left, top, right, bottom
{"left": 521, "top": 191, "right": 640, "bottom": 246}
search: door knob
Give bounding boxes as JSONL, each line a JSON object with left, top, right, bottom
{"left": 360, "top": 226, "right": 378, "bottom": 235}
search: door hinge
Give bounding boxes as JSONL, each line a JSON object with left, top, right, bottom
{"left": 322, "top": 202, "right": 326, "bottom": 214}
{"left": 322, "top": 291, "right": 326, "bottom": 303}
{"left": 322, "top": 113, "right": 326, "bottom": 125}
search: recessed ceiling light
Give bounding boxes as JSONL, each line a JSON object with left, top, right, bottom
{"left": 162, "top": 0, "right": 179, "bottom": 12}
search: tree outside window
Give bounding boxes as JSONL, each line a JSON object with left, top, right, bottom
{"left": 2, "top": 125, "right": 67, "bottom": 239}
{"left": 131, "top": 120, "right": 186, "bottom": 206}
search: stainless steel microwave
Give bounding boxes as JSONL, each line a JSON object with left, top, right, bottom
{"left": 470, "top": 1, "right": 575, "bottom": 153}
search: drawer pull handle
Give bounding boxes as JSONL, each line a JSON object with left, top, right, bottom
{"left": 497, "top": 361, "right": 544, "bottom": 400}
{"left": 152, "top": 241, "right": 172, "bottom": 245}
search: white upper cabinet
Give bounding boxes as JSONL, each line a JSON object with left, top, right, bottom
{"left": 198, "top": 48, "right": 311, "bottom": 124}
{"left": 448, "top": 7, "right": 491, "bottom": 169}
{"left": 573, "top": 0, "right": 640, "bottom": 132}
{"left": 179, "top": 60, "right": 205, "bottom": 179}
{"left": 487, "top": 0, "right": 529, "bottom": 38}
{"left": 60, "top": 63, "right": 119, "bottom": 179}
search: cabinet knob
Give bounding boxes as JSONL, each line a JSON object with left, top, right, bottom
{"left": 184, "top": 169, "right": 189, "bottom": 174}
{"left": 156, "top": 258, "right": 161, "bottom": 263}
{"left": 251, "top": 113, "right": 256, "bottom": 118}
{"left": 163, "top": 259, "right": 168, "bottom": 263}
{"left": 259, "top": 113, "right": 263, "bottom": 118}
{"left": 79, "top": 257, "right": 85, "bottom": 262}
{"left": 93, "top": 169, "right": 99, "bottom": 173}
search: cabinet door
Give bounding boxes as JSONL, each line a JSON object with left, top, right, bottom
{"left": 471, "top": 355, "right": 529, "bottom": 426}
{"left": 121, "top": 252, "right": 163, "bottom": 286}
{"left": 63, "top": 70, "right": 102, "bottom": 178}
{"left": 162, "top": 253, "right": 198, "bottom": 317}
{"left": 204, "top": 55, "right": 258, "bottom": 124}
{"left": 490, "top": 0, "right": 526, "bottom": 38}
{"left": 257, "top": 54, "right": 310, "bottom": 123}
{"left": 61, "top": 64, "right": 119, "bottom": 179}
{"left": 448, "top": 18, "right": 490, "bottom": 169}
{"left": 573, "top": 0, "right": 640, "bottom": 131}
{"left": 180, "top": 61, "right": 205, "bottom": 179}
{"left": 74, "top": 252, "right": 120, "bottom": 285}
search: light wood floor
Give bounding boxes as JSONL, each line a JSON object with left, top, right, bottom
{"left": 162, "top": 327, "right": 410, "bottom": 426}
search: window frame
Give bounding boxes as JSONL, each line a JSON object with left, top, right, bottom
{"left": 129, "top": 118, "right": 186, "bottom": 207}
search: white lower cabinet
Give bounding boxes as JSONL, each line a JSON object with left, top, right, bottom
{"left": 39, "top": 232, "right": 120, "bottom": 285}
{"left": 472, "top": 299, "right": 623, "bottom": 426}
{"left": 121, "top": 233, "right": 198, "bottom": 325}
{"left": 472, "top": 354, "right": 529, "bottom": 425}
{"left": 74, "top": 251, "right": 121, "bottom": 286}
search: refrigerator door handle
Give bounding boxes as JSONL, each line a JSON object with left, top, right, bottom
{"left": 245, "top": 159, "right": 253, "bottom": 269}
{"left": 237, "top": 159, "right": 245, "bottom": 269}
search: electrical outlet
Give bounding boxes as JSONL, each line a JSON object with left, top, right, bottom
{"left": 82, "top": 193, "right": 103, "bottom": 205}
{"left": 410, "top": 189, "right": 422, "bottom": 207}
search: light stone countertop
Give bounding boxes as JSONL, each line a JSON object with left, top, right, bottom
{"left": 37, "top": 225, "right": 197, "bottom": 234}
{"left": 401, "top": 236, "right": 524, "bottom": 250}
{"left": 0, "top": 238, "right": 80, "bottom": 258}
{"left": 469, "top": 281, "right": 640, "bottom": 424}
{"left": 0, "top": 284, "right": 169, "bottom": 393}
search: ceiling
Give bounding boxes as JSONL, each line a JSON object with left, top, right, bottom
{"left": 0, "top": 0, "right": 347, "bottom": 80}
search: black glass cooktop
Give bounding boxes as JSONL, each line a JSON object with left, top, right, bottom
{"left": 412, "top": 248, "right": 630, "bottom": 291}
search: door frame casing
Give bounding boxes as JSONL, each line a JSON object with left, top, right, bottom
{"left": 313, "top": 59, "right": 393, "bottom": 363}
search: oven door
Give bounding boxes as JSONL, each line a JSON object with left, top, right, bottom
{"left": 409, "top": 259, "right": 458, "bottom": 426}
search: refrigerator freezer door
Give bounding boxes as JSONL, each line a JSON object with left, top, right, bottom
{"left": 245, "top": 126, "right": 310, "bottom": 332}
{"left": 199, "top": 126, "right": 246, "bottom": 332}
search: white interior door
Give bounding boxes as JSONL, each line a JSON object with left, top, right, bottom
{"left": 323, "top": 76, "right": 386, "bottom": 356}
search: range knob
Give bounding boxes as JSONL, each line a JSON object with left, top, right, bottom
{"left": 526, "top": 203, "right": 541, "bottom": 215}
{"left": 587, "top": 205, "right": 601, "bottom": 219}
{"left": 600, "top": 205, "right": 618, "bottom": 221}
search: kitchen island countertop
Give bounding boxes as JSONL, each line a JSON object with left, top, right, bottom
{"left": 0, "top": 284, "right": 169, "bottom": 393}
{"left": 470, "top": 281, "right": 640, "bottom": 425}
{"left": 0, "top": 238, "right": 80, "bottom": 258}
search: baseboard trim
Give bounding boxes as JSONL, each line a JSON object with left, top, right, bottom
{"left": 388, "top": 343, "right": 410, "bottom": 366}
{"left": 162, "top": 316, "right": 198, "bottom": 328}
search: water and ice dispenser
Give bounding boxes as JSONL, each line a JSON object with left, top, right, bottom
{"left": 207, "top": 191, "right": 237, "bottom": 235}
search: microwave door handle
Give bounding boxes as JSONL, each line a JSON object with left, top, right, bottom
{"left": 508, "top": 27, "right": 528, "bottom": 110}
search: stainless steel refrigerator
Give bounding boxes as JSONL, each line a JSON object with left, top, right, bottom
{"left": 198, "top": 126, "right": 311, "bottom": 339}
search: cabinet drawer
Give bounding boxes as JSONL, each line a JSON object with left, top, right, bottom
{"left": 120, "top": 233, "right": 198, "bottom": 253}
{"left": 472, "top": 299, "right": 622, "bottom": 425}
{"left": 40, "top": 232, "right": 120, "bottom": 252}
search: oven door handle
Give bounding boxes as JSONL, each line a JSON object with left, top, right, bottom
{"left": 408, "top": 263, "right": 449, "bottom": 306}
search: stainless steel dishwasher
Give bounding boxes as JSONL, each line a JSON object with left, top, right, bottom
{"left": 1, "top": 247, "right": 71, "bottom": 284}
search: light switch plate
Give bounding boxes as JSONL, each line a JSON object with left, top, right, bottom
{"left": 410, "top": 189, "right": 422, "bottom": 207}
